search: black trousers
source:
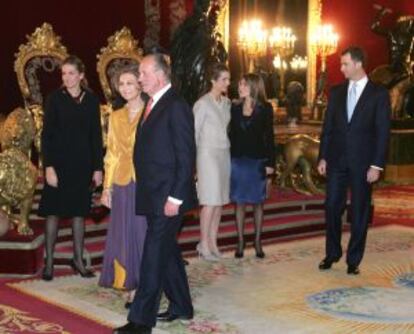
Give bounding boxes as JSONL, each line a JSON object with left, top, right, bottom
{"left": 324, "top": 166, "right": 372, "bottom": 266}
{"left": 128, "top": 213, "right": 193, "bottom": 327}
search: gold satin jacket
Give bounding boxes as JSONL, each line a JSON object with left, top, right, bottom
{"left": 103, "top": 107, "right": 142, "bottom": 189}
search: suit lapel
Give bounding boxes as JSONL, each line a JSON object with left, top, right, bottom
{"left": 340, "top": 82, "right": 349, "bottom": 124}
{"left": 140, "top": 88, "right": 174, "bottom": 127}
{"left": 348, "top": 80, "right": 374, "bottom": 125}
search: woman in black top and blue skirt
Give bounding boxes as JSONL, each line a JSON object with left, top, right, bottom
{"left": 229, "top": 73, "right": 275, "bottom": 259}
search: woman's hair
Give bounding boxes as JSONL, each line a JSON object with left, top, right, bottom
{"left": 61, "top": 55, "right": 89, "bottom": 89}
{"left": 206, "top": 63, "right": 229, "bottom": 92}
{"left": 112, "top": 62, "right": 148, "bottom": 107}
{"left": 241, "top": 73, "right": 267, "bottom": 107}
{"left": 113, "top": 63, "right": 140, "bottom": 91}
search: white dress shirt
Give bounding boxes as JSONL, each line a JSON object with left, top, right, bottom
{"left": 347, "top": 76, "right": 368, "bottom": 104}
{"left": 150, "top": 83, "right": 172, "bottom": 110}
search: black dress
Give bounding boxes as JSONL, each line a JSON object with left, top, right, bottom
{"left": 38, "top": 88, "right": 103, "bottom": 218}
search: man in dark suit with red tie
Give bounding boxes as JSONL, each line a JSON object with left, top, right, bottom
{"left": 114, "top": 50, "right": 196, "bottom": 334}
{"left": 317, "top": 46, "right": 391, "bottom": 275}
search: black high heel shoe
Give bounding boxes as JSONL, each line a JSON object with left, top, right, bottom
{"left": 70, "top": 259, "right": 95, "bottom": 278}
{"left": 254, "top": 241, "right": 265, "bottom": 259}
{"left": 41, "top": 266, "right": 54, "bottom": 281}
{"left": 234, "top": 241, "right": 245, "bottom": 258}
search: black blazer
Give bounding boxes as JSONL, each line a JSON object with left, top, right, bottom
{"left": 133, "top": 87, "right": 197, "bottom": 215}
{"left": 319, "top": 80, "right": 391, "bottom": 170}
{"left": 229, "top": 101, "right": 275, "bottom": 168}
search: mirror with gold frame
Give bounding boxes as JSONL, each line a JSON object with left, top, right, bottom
{"left": 217, "top": 0, "right": 321, "bottom": 105}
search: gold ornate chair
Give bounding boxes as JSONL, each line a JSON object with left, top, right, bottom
{"left": 0, "top": 23, "right": 69, "bottom": 235}
{"left": 14, "top": 22, "right": 69, "bottom": 156}
{"left": 97, "top": 27, "right": 143, "bottom": 146}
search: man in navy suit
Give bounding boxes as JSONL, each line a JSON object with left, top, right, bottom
{"left": 317, "top": 46, "right": 391, "bottom": 275}
{"left": 114, "top": 50, "right": 196, "bottom": 334}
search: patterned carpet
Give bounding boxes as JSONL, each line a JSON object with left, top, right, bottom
{"left": 7, "top": 224, "right": 414, "bottom": 334}
{"left": 0, "top": 280, "right": 111, "bottom": 334}
{"left": 373, "top": 185, "right": 414, "bottom": 221}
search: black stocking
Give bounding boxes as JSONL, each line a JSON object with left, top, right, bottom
{"left": 44, "top": 215, "right": 59, "bottom": 274}
{"left": 235, "top": 204, "right": 246, "bottom": 255}
{"left": 253, "top": 204, "right": 265, "bottom": 257}
{"left": 72, "top": 217, "right": 87, "bottom": 272}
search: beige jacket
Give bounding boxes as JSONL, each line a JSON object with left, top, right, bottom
{"left": 193, "top": 93, "right": 231, "bottom": 149}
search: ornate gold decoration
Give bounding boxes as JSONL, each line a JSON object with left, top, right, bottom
{"left": 226, "top": 0, "right": 321, "bottom": 105}
{"left": 269, "top": 27, "right": 297, "bottom": 100}
{"left": 0, "top": 113, "right": 6, "bottom": 146}
{"left": 27, "top": 104, "right": 44, "bottom": 155}
{"left": 99, "top": 104, "right": 113, "bottom": 148}
{"left": 309, "top": 24, "right": 339, "bottom": 120}
{"left": 0, "top": 108, "right": 37, "bottom": 235}
{"left": 397, "top": 15, "right": 414, "bottom": 23}
{"left": 279, "top": 134, "right": 323, "bottom": 195}
{"left": 237, "top": 19, "right": 268, "bottom": 72}
{"left": 97, "top": 27, "right": 143, "bottom": 103}
{"left": 307, "top": 0, "right": 322, "bottom": 104}
{"left": 0, "top": 304, "right": 70, "bottom": 334}
{"left": 97, "top": 27, "right": 143, "bottom": 147}
{"left": 14, "top": 23, "right": 68, "bottom": 102}
{"left": 216, "top": 0, "right": 229, "bottom": 53}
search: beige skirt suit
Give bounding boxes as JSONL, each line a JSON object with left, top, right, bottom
{"left": 193, "top": 93, "right": 231, "bottom": 205}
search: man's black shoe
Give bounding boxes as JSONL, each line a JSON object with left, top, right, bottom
{"left": 318, "top": 258, "right": 339, "bottom": 270}
{"left": 157, "top": 311, "right": 193, "bottom": 322}
{"left": 113, "top": 322, "right": 152, "bottom": 334}
{"left": 347, "top": 265, "right": 360, "bottom": 275}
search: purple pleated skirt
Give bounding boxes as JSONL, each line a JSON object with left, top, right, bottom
{"left": 99, "top": 181, "right": 147, "bottom": 290}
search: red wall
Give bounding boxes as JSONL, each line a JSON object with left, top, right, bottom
{"left": 0, "top": 0, "right": 193, "bottom": 112}
{"left": 1, "top": 0, "right": 414, "bottom": 112}
{"left": 322, "top": 0, "right": 414, "bottom": 86}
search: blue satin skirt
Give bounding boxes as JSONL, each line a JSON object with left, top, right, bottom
{"left": 230, "top": 157, "right": 266, "bottom": 204}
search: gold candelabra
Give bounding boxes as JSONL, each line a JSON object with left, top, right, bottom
{"left": 310, "top": 24, "right": 339, "bottom": 120}
{"left": 268, "top": 27, "right": 297, "bottom": 100}
{"left": 290, "top": 55, "right": 308, "bottom": 71}
{"left": 272, "top": 55, "right": 288, "bottom": 70}
{"left": 237, "top": 20, "right": 298, "bottom": 101}
{"left": 237, "top": 19, "right": 268, "bottom": 72}
{"left": 310, "top": 24, "right": 339, "bottom": 72}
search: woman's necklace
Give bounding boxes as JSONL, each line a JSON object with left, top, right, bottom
{"left": 66, "top": 87, "right": 84, "bottom": 104}
{"left": 127, "top": 103, "right": 142, "bottom": 122}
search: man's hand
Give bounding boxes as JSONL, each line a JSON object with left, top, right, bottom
{"left": 317, "top": 159, "right": 327, "bottom": 176}
{"left": 367, "top": 167, "right": 381, "bottom": 183}
{"left": 93, "top": 171, "right": 103, "bottom": 187}
{"left": 164, "top": 200, "right": 179, "bottom": 217}
{"left": 101, "top": 189, "right": 111, "bottom": 208}
{"left": 45, "top": 166, "right": 58, "bottom": 187}
{"left": 265, "top": 167, "right": 274, "bottom": 175}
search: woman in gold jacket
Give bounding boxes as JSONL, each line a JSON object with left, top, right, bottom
{"left": 99, "top": 64, "right": 147, "bottom": 308}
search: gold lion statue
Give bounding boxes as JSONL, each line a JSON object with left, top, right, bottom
{"left": 0, "top": 107, "right": 37, "bottom": 235}
{"left": 279, "top": 134, "right": 324, "bottom": 195}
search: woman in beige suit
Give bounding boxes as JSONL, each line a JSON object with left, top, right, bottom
{"left": 193, "top": 63, "right": 231, "bottom": 260}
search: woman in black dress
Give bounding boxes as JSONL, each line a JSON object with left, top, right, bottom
{"left": 229, "top": 73, "right": 275, "bottom": 259}
{"left": 39, "top": 55, "right": 103, "bottom": 280}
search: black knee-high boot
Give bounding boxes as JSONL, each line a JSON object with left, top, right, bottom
{"left": 253, "top": 204, "right": 265, "bottom": 258}
{"left": 71, "top": 217, "right": 95, "bottom": 278}
{"left": 42, "top": 215, "right": 59, "bottom": 280}
{"left": 235, "top": 204, "right": 246, "bottom": 258}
